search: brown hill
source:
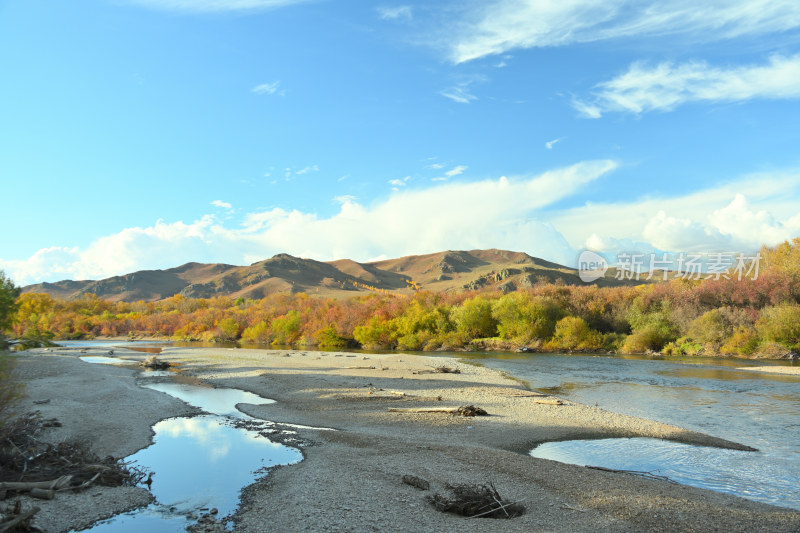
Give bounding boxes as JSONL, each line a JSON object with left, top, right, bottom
{"left": 22, "top": 249, "right": 642, "bottom": 302}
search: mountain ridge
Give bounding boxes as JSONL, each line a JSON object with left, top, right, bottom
{"left": 22, "top": 249, "right": 636, "bottom": 302}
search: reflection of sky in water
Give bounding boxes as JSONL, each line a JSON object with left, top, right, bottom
{"left": 79, "top": 356, "right": 136, "bottom": 365}
{"left": 531, "top": 438, "right": 800, "bottom": 510}
{"left": 144, "top": 383, "right": 274, "bottom": 418}
{"left": 134, "top": 415, "right": 301, "bottom": 513}
{"left": 87, "top": 415, "right": 302, "bottom": 532}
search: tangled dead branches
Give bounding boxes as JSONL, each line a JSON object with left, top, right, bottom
{"left": 428, "top": 482, "right": 524, "bottom": 519}
{"left": 0, "top": 412, "right": 148, "bottom": 491}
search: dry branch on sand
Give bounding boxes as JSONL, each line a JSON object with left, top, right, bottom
{"left": 533, "top": 398, "right": 564, "bottom": 406}
{"left": 0, "top": 501, "right": 40, "bottom": 533}
{"left": 414, "top": 366, "right": 462, "bottom": 375}
{"left": 388, "top": 405, "right": 488, "bottom": 416}
{"left": 428, "top": 482, "right": 524, "bottom": 519}
{"left": 401, "top": 475, "right": 430, "bottom": 491}
{"left": 140, "top": 355, "right": 170, "bottom": 370}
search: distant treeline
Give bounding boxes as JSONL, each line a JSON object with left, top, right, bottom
{"left": 10, "top": 239, "right": 800, "bottom": 359}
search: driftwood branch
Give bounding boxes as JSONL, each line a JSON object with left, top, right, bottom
{"left": 0, "top": 475, "right": 73, "bottom": 492}
{"left": 389, "top": 405, "right": 488, "bottom": 416}
{"left": 0, "top": 506, "right": 40, "bottom": 533}
{"left": 533, "top": 398, "right": 564, "bottom": 405}
{"left": 467, "top": 500, "right": 523, "bottom": 519}
{"left": 389, "top": 407, "right": 459, "bottom": 413}
{"left": 60, "top": 472, "right": 101, "bottom": 492}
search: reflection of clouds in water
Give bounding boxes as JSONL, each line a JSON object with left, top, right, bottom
{"left": 155, "top": 417, "right": 290, "bottom": 461}
{"left": 157, "top": 417, "right": 233, "bottom": 460}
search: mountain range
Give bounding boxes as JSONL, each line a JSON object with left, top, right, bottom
{"left": 22, "top": 249, "right": 639, "bottom": 302}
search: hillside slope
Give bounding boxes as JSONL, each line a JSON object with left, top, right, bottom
{"left": 22, "top": 249, "right": 640, "bottom": 302}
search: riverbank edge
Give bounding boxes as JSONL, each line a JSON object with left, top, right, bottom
{"left": 49, "top": 335, "right": 800, "bottom": 363}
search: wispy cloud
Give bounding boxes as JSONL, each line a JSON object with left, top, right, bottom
{"left": 252, "top": 81, "right": 283, "bottom": 96}
{"left": 377, "top": 5, "right": 412, "bottom": 21}
{"left": 2, "top": 161, "right": 617, "bottom": 284}
{"left": 447, "top": 0, "right": 800, "bottom": 63}
{"left": 440, "top": 83, "right": 478, "bottom": 104}
{"left": 574, "top": 55, "right": 800, "bottom": 118}
{"left": 295, "top": 164, "right": 319, "bottom": 175}
{"left": 279, "top": 165, "right": 319, "bottom": 181}
{"left": 388, "top": 176, "right": 410, "bottom": 191}
{"left": 445, "top": 165, "right": 467, "bottom": 178}
{"left": 211, "top": 200, "right": 233, "bottom": 209}
{"left": 545, "top": 137, "right": 564, "bottom": 150}
{"left": 126, "top": 0, "right": 313, "bottom": 13}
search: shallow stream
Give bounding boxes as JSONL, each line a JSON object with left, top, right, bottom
{"left": 458, "top": 353, "right": 800, "bottom": 510}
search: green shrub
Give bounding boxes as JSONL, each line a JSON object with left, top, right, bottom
{"left": 452, "top": 297, "right": 497, "bottom": 339}
{"left": 271, "top": 311, "right": 302, "bottom": 345}
{"left": 549, "top": 316, "right": 604, "bottom": 350}
{"left": 755, "top": 305, "right": 800, "bottom": 350}
{"left": 687, "top": 309, "right": 728, "bottom": 344}
{"left": 492, "top": 293, "right": 564, "bottom": 341}
{"left": 241, "top": 321, "right": 271, "bottom": 344}
{"left": 662, "top": 337, "right": 703, "bottom": 356}
{"left": 720, "top": 326, "right": 760, "bottom": 356}
{"left": 216, "top": 317, "right": 241, "bottom": 342}
{"left": 314, "top": 325, "right": 351, "bottom": 348}
{"left": 621, "top": 325, "right": 674, "bottom": 353}
{"left": 353, "top": 317, "right": 393, "bottom": 349}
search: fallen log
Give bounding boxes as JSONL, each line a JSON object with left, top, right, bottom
{"left": 29, "top": 488, "right": 54, "bottom": 500}
{"left": 0, "top": 475, "right": 73, "bottom": 492}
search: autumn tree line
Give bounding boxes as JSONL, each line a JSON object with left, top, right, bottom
{"left": 4, "top": 239, "right": 800, "bottom": 359}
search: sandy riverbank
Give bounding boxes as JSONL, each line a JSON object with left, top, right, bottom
{"left": 736, "top": 365, "right": 800, "bottom": 376}
{"left": 8, "top": 347, "right": 800, "bottom": 532}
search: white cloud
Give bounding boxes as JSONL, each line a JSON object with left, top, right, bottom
{"left": 575, "top": 55, "right": 800, "bottom": 117}
{"left": 440, "top": 84, "right": 478, "bottom": 104}
{"left": 445, "top": 165, "right": 468, "bottom": 178}
{"left": 211, "top": 200, "right": 233, "bottom": 209}
{"left": 294, "top": 165, "right": 319, "bottom": 175}
{"left": 126, "top": 0, "right": 312, "bottom": 13}
{"left": 377, "top": 5, "right": 412, "bottom": 21}
{"left": 388, "top": 176, "right": 410, "bottom": 189}
{"left": 545, "top": 137, "right": 563, "bottom": 150}
{"left": 550, "top": 170, "right": 800, "bottom": 257}
{"left": 427, "top": 162, "right": 445, "bottom": 170}
{"left": 448, "top": 1, "right": 800, "bottom": 63}
{"left": 3, "top": 161, "right": 617, "bottom": 285}
{"left": 252, "top": 81, "right": 282, "bottom": 96}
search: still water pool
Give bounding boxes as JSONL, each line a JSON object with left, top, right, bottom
{"left": 81, "top": 363, "right": 302, "bottom": 532}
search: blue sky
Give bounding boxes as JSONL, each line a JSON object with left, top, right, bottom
{"left": 2, "top": 0, "right": 800, "bottom": 284}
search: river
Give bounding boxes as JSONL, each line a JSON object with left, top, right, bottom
{"left": 454, "top": 352, "right": 800, "bottom": 510}
{"left": 61, "top": 341, "right": 800, "bottom": 512}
